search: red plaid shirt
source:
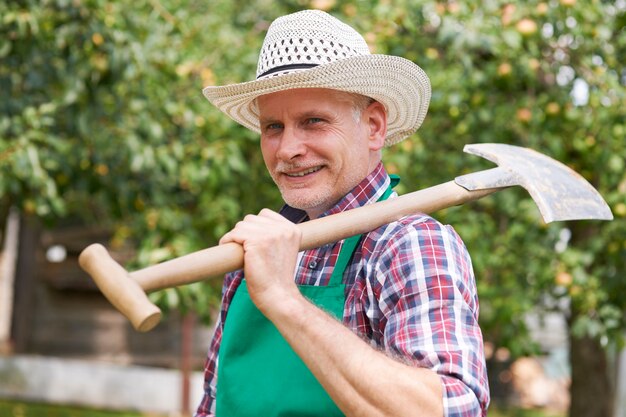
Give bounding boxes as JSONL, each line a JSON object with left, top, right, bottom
{"left": 196, "top": 162, "right": 490, "bottom": 416}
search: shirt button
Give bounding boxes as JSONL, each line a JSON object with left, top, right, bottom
{"left": 308, "top": 260, "right": 318, "bottom": 269}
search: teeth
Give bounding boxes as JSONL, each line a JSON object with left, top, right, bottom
{"left": 286, "top": 166, "right": 321, "bottom": 177}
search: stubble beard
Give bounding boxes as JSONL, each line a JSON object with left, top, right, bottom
{"left": 272, "top": 163, "right": 365, "bottom": 216}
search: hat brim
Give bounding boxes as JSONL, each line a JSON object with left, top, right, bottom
{"left": 202, "top": 54, "right": 431, "bottom": 146}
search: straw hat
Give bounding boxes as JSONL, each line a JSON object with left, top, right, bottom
{"left": 202, "top": 9, "right": 431, "bottom": 146}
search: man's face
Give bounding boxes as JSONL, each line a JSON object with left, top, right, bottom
{"left": 257, "top": 88, "right": 384, "bottom": 219}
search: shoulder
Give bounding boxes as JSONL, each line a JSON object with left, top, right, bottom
{"left": 364, "top": 213, "right": 469, "bottom": 257}
{"left": 360, "top": 213, "right": 475, "bottom": 292}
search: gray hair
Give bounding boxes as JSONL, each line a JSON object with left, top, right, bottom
{"left": 350, "top": 93, "right": 377, "bottom": 122}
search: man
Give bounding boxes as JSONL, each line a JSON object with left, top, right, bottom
{"left": 196, "top": 9, "right": 489, "bottom": 417}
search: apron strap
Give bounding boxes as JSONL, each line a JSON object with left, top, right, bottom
{"left": 327, "top": 175, "right": 399, "bottom": 286}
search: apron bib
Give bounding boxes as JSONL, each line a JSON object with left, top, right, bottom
{"left": 216, "top": 176, "right": 398, "bottom": 416}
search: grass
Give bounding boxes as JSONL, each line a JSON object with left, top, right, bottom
{"left": 0, "top": 399, "right": 167, "bottom": 417}
{"left": 0, "top": 399, "right": 565, "bottom": 417}
{"left": 489, "top": 405, "right": 565, "bottom": 417}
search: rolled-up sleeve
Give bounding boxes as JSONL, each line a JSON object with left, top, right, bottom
{"left": 373, "top": 217, "right": 490, "bottom": 416}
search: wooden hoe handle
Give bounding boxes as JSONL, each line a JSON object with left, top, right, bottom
{"left": 79, "top": 241, "right": 252, "bottom": 331}
{"left": 79, "top": 244, "right": 163, "bottom": 332}
{"left": 80, "top": 143, "right": 615, "bottom": 332}
{"left": 80, "top": 180, "right": 497, "bottom": 331}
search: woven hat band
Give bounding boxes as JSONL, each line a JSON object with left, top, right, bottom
{"left": 257, "top": 63, "right": 319, "bottom": 79}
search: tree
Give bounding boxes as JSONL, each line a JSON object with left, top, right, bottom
{"left": 362, "top": 1, "right": 625, "bottom": 416}
{"left": 2, "top": 1, "right": 624, "bottom": 416}
{"left": 1, "top": 0, "right": 287, "bottom": 316}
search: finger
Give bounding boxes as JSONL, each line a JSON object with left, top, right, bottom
{"left": 257, "top": 208, "right": 286, "bottom": 221}
{"left": 219, "top": 210, "right": 301, "bottom": 248}
{"left": 219, "top": 218, "right": 253, "bottom": 245}
{"left": 219, "top": 214, "right": 281, "bottom": 245}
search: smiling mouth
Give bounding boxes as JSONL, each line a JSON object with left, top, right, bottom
{"left": 284, "top": 166, "right": 322, "bottom": 177}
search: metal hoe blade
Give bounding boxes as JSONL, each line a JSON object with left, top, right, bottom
{"left": 454, "top": 143, "right": 614, "bottom": 223}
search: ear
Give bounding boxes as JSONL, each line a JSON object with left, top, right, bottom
{"left": 365, "top": 101, "right": 387, "bottom": 151}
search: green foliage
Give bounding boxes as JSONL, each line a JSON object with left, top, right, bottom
{"left": 329, "top": 0, "right": 626, "bottom": 354}
{"left": 1, "top": 0, "right": 290, "bottom": 322}
{"left": 2, "top": 0, "right": 625, "bottom": 357}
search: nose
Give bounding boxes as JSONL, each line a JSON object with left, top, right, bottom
{"left": 275, "top": 127, "right": 307, "bottom": 161}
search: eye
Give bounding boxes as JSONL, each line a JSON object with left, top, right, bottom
{"left": 305, "top": 117, "right": 325, "bottom": 125}
{"left": 263, "top": 122, "right": 283, "bottom": 132}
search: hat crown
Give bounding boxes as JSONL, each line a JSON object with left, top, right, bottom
{"left": 256, "top": 10, "right": 371, "bottom": 79}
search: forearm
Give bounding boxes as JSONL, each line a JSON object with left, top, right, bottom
{"left": 265, "top": 293, "right": 444, "bottom": 417}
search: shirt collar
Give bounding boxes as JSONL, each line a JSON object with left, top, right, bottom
{"left": 279, "top": 162, "right": 390, "bottom": 223}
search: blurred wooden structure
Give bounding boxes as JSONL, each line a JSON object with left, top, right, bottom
{"left": 0, "top": 213, "right": 213, "bottom": 414}
{"left": 2, "top": 215, "right": 211, "bottom": 368}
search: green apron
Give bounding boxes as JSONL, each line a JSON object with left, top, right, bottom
{"left": 216, "top": 177, "right": 398, "bottom": 416}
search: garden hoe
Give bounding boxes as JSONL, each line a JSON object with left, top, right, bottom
{"left": 78, "top": 143, "right": 613, "bottom": 332}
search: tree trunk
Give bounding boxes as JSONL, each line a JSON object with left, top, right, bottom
{"left": 569, "top": 333, "right": 614, "bottom": 417}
